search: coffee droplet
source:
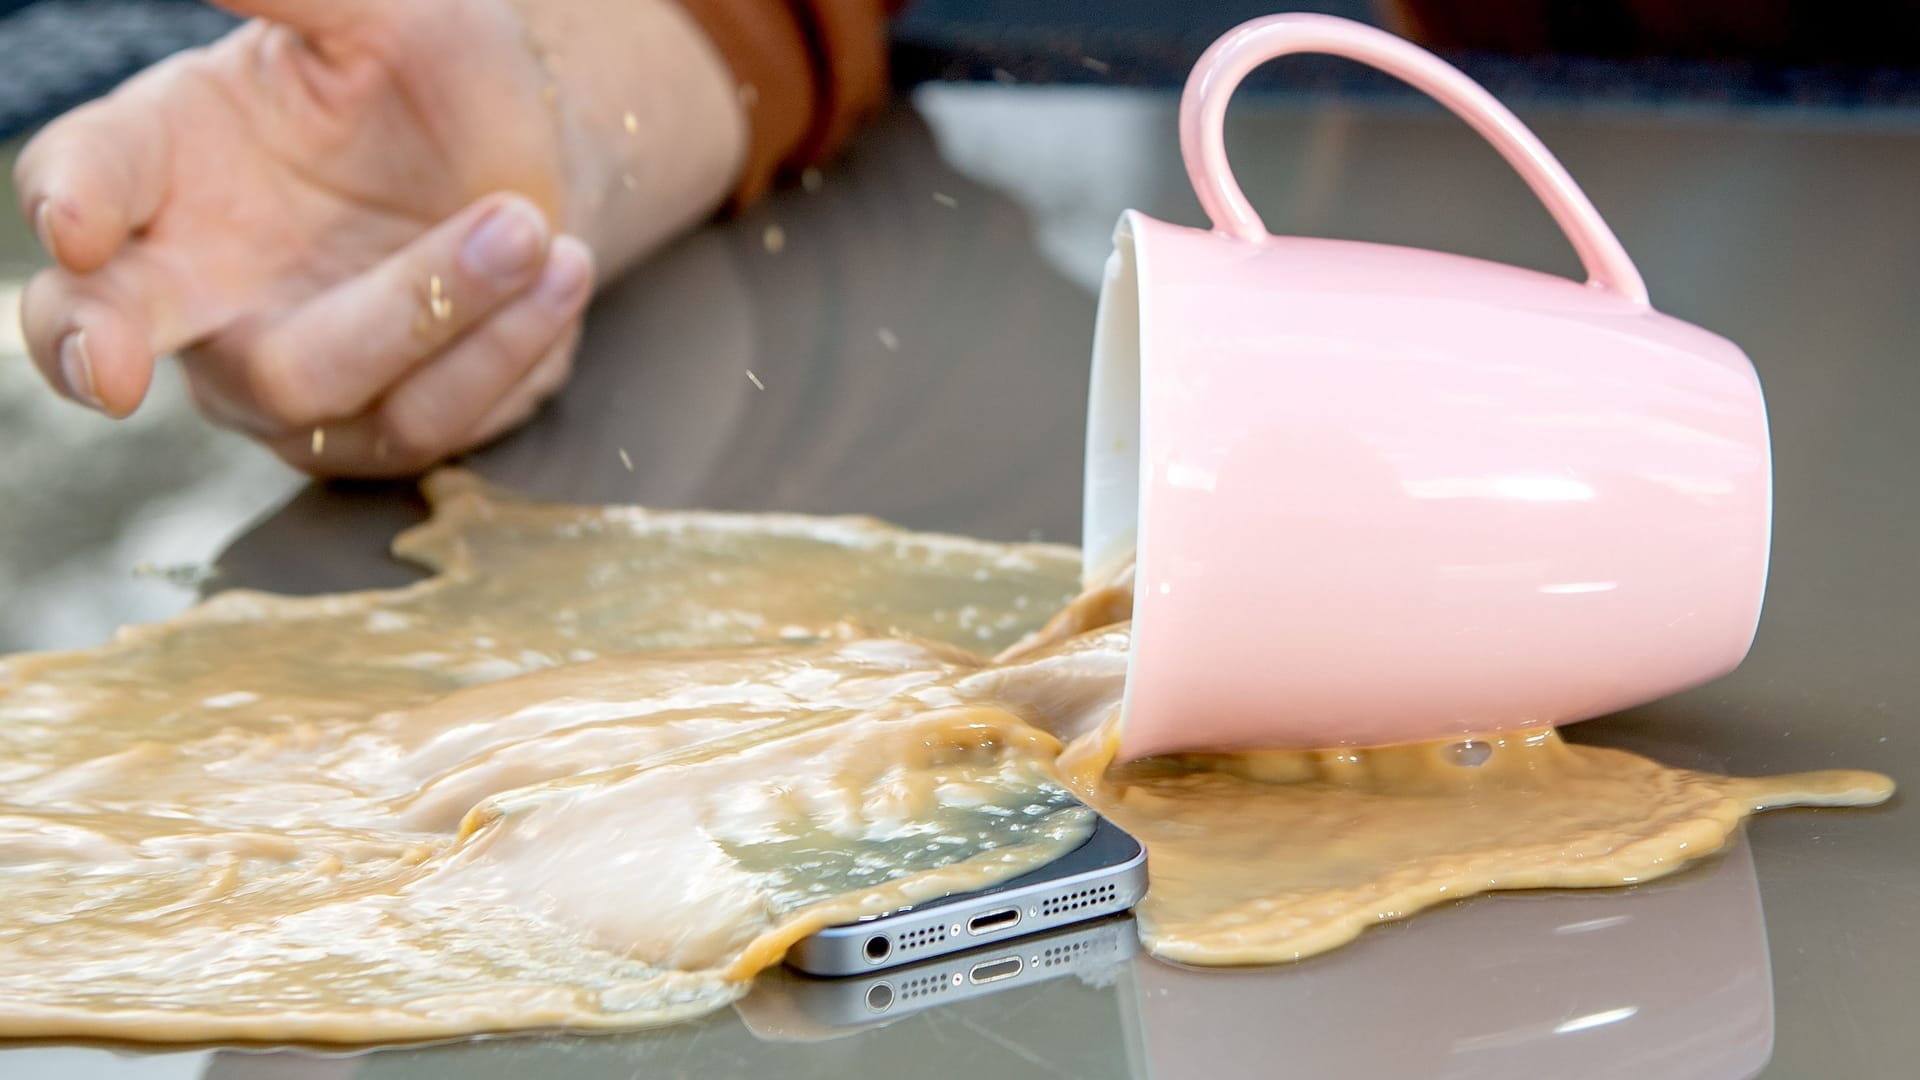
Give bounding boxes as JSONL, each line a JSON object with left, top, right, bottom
{"left": 1451, "top": 739, "right": 1493, "bottom": 768}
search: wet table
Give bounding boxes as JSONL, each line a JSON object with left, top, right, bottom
{"left": 6, "top": 86, "right": 1917, "bottom": 1078}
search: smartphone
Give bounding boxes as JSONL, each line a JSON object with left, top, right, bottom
{"left": 785, "top": 815, "right": 1146, "bottom": 976}
{"left": 757, "top": 912, "right": 1140, "bottom": 1030}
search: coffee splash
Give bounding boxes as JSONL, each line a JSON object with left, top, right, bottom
{"left": 0, "top": 474, "right": 1892, "bottom": 1042}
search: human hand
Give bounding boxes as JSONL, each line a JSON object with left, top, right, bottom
{"left": 15, "top": 0, "right": 744, "bottom": 476}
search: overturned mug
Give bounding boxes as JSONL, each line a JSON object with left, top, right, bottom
{"left": 1085, "top": 14, "right": 1772, "bottom": 757}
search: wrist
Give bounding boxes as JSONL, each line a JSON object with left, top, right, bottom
{"left": 509, "top": 0, "right": 748, "bottom": 280}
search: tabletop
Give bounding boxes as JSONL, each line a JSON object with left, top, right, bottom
{"left": 3, "top": 84, "right": 1916, "bottom": 1078}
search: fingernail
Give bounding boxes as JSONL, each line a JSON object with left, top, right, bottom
{"left": 534, "top": 242, "right": 593, "bottom": 312}
{"left": 59, "top": 330, "right": 103, "bottom": 411}
{"left": 33, "top": 200, "right": 60, "bottom": 262}
{"left": 459, "top": 200, "right": 545, "bottom": 286}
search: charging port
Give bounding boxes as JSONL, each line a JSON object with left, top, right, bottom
{"left": 968, "top": 956, "right": 1023, "bottom": 985}
{"left": 966, "top": 907, "right": 1021, "bottom": 935}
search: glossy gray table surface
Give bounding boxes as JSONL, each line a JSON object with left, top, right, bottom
{"left": 4, "top": 85, "right": 1915, "bottom": 1078}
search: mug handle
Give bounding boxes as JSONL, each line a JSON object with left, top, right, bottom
{"left": 1181, "top": 13, "right": 1650, "bottom": 306}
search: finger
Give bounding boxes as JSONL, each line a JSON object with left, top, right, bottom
{"left": 375, "top": 237, "right": 591, "bottom": 461}
{"left": 14, "top": 91, "right": 171, "bottom": 273}
{"left": 272, "top": 236, "right": 593, "bottom": 476}
{"left": 17, "top": 258, "right": 177, "bottom": 415}
{"left": 244, "top": 193, "right": 552, "bottom": 429}
{"left": 465, "top": 325, "right": 580, "bottom": 448}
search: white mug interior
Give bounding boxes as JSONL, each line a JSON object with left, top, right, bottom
{"left": 1083, "top": 216, "right": 1145, "bottom": 586}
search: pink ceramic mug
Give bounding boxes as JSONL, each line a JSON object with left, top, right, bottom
{"left": 1085, "top": 13, "right": 1772, "bottom": 758}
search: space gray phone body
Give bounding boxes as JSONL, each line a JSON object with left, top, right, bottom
{"left": 768, "top": 913, "right": 1140, "bottom": 1028}
{"left": 785, "top": 816, "right": 1146, "bottom": 976}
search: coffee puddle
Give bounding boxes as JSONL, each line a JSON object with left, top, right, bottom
{"left": 1058, "top": 717, "right": 1888, "bottom": 965}
{"left": 0, "top": 474, "right": 1892, "bottom": 1043}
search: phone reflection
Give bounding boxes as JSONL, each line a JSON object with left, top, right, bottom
{"left": 742, "top": 913, "right": 1141, "bottom": 1037}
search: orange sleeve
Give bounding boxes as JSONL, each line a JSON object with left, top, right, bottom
{"left": 673, "top": 0, "right": 901, "bottom": 209}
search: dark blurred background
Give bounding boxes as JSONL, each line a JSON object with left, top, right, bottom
{"left": 4, "top": 0, "right": 1920, "bottom": 143}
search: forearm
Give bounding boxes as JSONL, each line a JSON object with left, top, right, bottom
{"left": 510, "top": 0, "right": 749, "bottom": 281}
